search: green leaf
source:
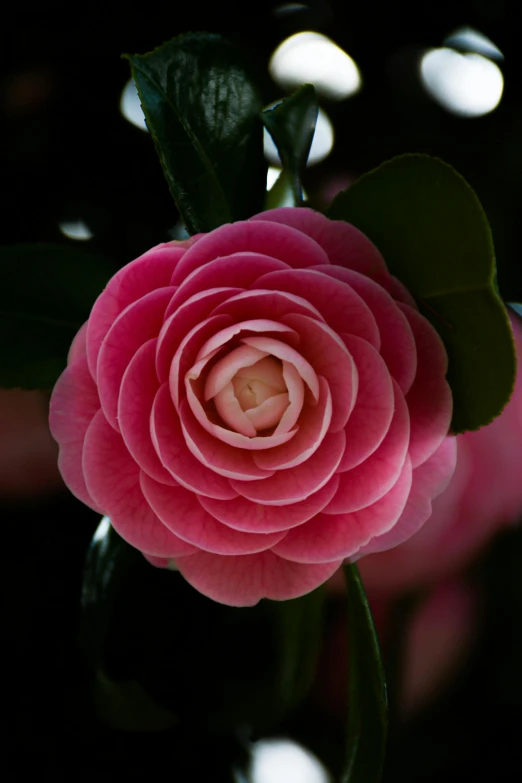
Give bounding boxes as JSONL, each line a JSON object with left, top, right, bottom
{"left": 0, "top": 243, "right": 112, "bottom": 388}
{"left": 261, "top": 84, "right": 318, "bottom": 206}
{"left": 82, "top": 520, "right": 325, "bottom": 734}
{"left": 328, "top": 154, "right": 516, "bottom": 432}
{"left": 342, "top": 564, "right": 387, "bottom": 783}
{"left": 125, "top": 33, "right": 266, "bottom": 234}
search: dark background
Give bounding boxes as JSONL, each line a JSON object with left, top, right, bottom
{"left": 2, "top": 1, "right": 522, "bottom": 780}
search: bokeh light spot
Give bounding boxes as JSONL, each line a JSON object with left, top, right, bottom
{"left": 269, "top": 32, "right": 361, "bottom": 101}
{"left": 120, "top": 78, "right": 148, "bottom": 131}
{"left": 420, "top": 48, "right": 503, "bottom": 117}
{"left": 249, "top": 739, "right": 330, "bottom": 783}
{"left": 58, "top": 220, "right": 93, "bottom": 241}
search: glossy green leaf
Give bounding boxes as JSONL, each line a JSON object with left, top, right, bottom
{"left": 328, "top": 154, "right": 515, "bottom": 432}
{"left": 0, "top": 243, "right": 112, "bottom": 388}
{"left": 342, "top": 564, "right": 387, "bottom": 783}
{"left": 262, "top": 84, "right": 318, "bottom": 206}
{"left": 82, "top": 520, "right": 325, "bottom": 734}
{"left": 125, "top": 33, "right": 266, "bottom": 235}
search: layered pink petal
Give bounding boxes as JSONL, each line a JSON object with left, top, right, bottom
{"left": 314, "top": 266, "right": 417, "bottom": 394}
{"left": 211, "top": 289, "right": 324, "bottom": 324}
{"left": 86, "top": 245, "right": 182, "bottom": 378}
{"left": 157, "top": 287, "right": 242, "bottom": 382}
{"left": 245, "top": 393, "right": 290, "bottom": 430}
{"left": 97, "top": 287, "right": 175, "bottom": 430}
{"left": 179, "top": 398, "right": 274, "bottom": 480}
{"left": 49, "top": 354, "right": 102, "bottom": 511}
{"left": 230, "top": 429, "right": 346, "bottom": 505}
{"left": 195, "top": 319, "right": 299, "bottom": 359}
{"left": 167, "top": 253, "right": 290, "bottom": 312}
{"left": 357, "top": 436, "right": 457, "bottom": 557}
{"left": 254, "top": 377, "right": 331, "bottom": 470}
{"left": 140, "top": 473, "right": 286, "bottom": 555}
{"left": 213, "top": 382, "right": 258, "bottom": 437}
{"left": 170, "top": 219, "right": 329, "bottom": 285}
{"left": 198, "top": 474, "right": 340, "bottom": 533}
{"left": 82, "top": 410, "right": 195, "bottom": 557}
{"left": 242, "top": 336, "right": 320, "bottom": 402}
{"left": 169, "top": 314, "right": 233, "bottom": 409}
{"left": 118, "top": 339, "right": 175, "bottom": 485}
{"left": 274, "top": 361, "right": 305, "bottom": 435}
{"left": 273, "top": 458, "right": 413, "bottom": 563}
{"left": 337, "top": 335, "right": 394, "bottom": 471}
{"left": 186, "top": 380, "right": 296, "bottom": 449}
{"left": 151, "top": 383, "right": 238, "bottom": 499}
{"left": 255, "top": 269, "right": 380, "bottom": 349}
{"left": 281, "top": 314, "right": 358, "bottom": 432}
{"left": 401, "top": 304, "right": 453, "bottom": 467}
{"left": 250, "top": 208, "right": 391, "bottom": 289}
{"left": 325, "top": 380, "right": 410, "bottom": 513}
{"left": 204, "top": 344, "right": 269, "bottom": 400}
{"left": 176, "top": 550, "right": 343, "bottom": 606}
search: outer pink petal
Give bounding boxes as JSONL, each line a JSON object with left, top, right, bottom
{"left": 97, "top": 287, "right": 175, "bottom": 431}
{"left": 167, "top": 253, "right": 290, "bottom": 312}
{"left": 254, "top": 269, "right": 381, "bottom": 350}
{"left": 325, "top": 380, "right": 410, "bottom": 513}
{"left": 157, "top": 287, "right": 242, "bottom": 382}
{"left": 211, "top": 289, "right": 325, "bottom": 325}
{"left": 140, "top": 473, "right": 286, "bottom": 555}
{"left": 281, "top": 314, "right": 358, "bottom": 433}
{"left": 272, "top": 458, "right": 412, "bottom": 563}
{"left": 314, "top": 266, "right": 417, "bottom": 394}
{"left": 337, "top": 335, "right": 394, "bottom": 471}
{"left": 250, "top": 208, "right": 391, "bottom": 289}
{"left": 389, "top": 275, "right": 417, "bottom": 307}
{"left": 198, "top": 474, "right": 340, "bottom": 533}
{"left": 49, "top": 354, "right": 102, "bottom": 511}
{"left": 175, "top": 550, "right": 343, "bottom": 606}
{"left": 401, "top": 304, "right": 453, "bottom": 468}
{"left": 179, "top": 398, "right": 274, "bottom": 480}
{"left": 169, "top": 314, "right": 233, "bottom": 410}
{"left": 82, "top": 410, "right": 196, "bottom": 557}
{"left": 86, "top": 245, "right": 183, "bottom": 379}
{"left": 254, "top": 377, "right": 332, "bottom": 470}
{"left": 170, "top": 219, "right": 329, "bottom": 285}
{"left": 230, "top": 429, "right": 346, "bottom": 505}
{"left": 356, "top": 436, "right": 457, "bottom": 557}
{"left": 151, "top": 383, "right": 238, "bottom": 499}
{"left": 67, "top": 321, "right": 88, "bottom": 364}
{"left": 142, "top": 553, "right": 171, "bottom": 568}
{"left": 118, "top": 339, "right": 176, "bottom": 485}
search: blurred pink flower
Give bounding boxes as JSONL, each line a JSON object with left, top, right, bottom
{"left": 49, "top": 207, "right": 454, "bottom": 606}
{"left": 0, "top": 389, "right": 62, "bottom": 500}
{"left": 360, "top": 313, "right": 522, "bottom": 596}
{"left": 316, "top": 577, "right": 479, "bottom": 719}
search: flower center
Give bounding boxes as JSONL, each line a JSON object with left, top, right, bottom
{"left": 203, "top": 348, "right": 291, "bottom": 437}
{"left": 232, "top": 356, "right": 286, "bottom": 412}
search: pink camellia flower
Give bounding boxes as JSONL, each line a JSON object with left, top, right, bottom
{"left": 359, "top": 312, "right": 522, "bottom": 596}
{"left": 49, "top": 207, "right": 455, "bottom": 606}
